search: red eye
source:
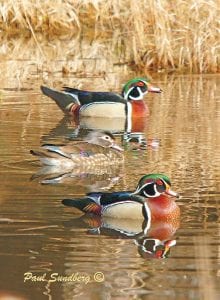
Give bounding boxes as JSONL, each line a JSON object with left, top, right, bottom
{"left": 156, "top": 179, "right": 163, "bottom": 186}
{"left": 155, "top": 250, "right": 163, "bottom": 258}
{"left": 137, "top": 81, "right": 145, "bottom": 87}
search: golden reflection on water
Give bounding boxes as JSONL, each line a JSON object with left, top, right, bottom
{"left": 0, "top": 71, "right": 219, "bottom": 299}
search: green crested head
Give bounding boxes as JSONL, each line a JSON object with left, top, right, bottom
{"left": 133, "top": 173, "right": 178, "bottom": 198}
{"left": 122, "top": 77, "right": 150, "bottom": 100}
{"left": 138, "top": 173, "right": 171, "bottom": 187}
{"left": 123, "top": 77, "right": 150, "bottom": 94}
{"left": 122, "top": 77, "right": 162, "bottom": 101}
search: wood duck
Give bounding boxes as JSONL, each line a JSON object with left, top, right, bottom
{"left": 40, "top": 77, "right": 162, "bottom": 118}
{"left": 30, "top": 131, "right": 123, "bottom": 167}
{"left": 62, "top": 174, "right": 180, "bottom": 222}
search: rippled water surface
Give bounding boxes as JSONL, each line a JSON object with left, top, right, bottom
{"left": 0, "top": 74, "right": 219, "bottom": 300}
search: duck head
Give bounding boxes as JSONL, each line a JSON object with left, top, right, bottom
{"left": 84, "top": 130, "right": 123, "bottom": 151}
{"left": 136, "top": 238, "right": 177, "bottom": 259}
{"left": 132, "top": 173, "right": 179, "bottom": 198}
{"left": 122, "top": 77, "right": 162, "bottom": 101}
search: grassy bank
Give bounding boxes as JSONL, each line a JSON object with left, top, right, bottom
{"left": 0, "top": 0, "right": 219, "bottom": 74}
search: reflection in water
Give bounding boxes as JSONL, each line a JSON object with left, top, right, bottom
{"left": 31, "top": 164, "right": 123, "bottom": 191}
{"left": 123, "top": 132, "right": 160, "bottom": 151}
{"left": 63, "top": 215, "right": 178, "bottom": 259}
{"left": 40, "top": 115, "right": 155, "bottom": 150}
{"left": 0, "top": 290, "right": 28, "bottom": 300}
{"left": 61, "top": 214, "right": 179, "bottom": 299}
{"left": 39, "top": 113, "right": 149, "bottom": 142}
{"left": 31, "top": 115, "right": 160, "bottom": 187}
{"left": 0, "top": 75, "right": 219, "bottom": 299}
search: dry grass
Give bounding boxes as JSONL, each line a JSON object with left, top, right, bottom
{"left": 0, "top": 0, "right": 219, "bottom": 74}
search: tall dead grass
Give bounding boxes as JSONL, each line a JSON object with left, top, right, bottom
{"left": 0, "top": 0, "right": 219, "bottom": 74}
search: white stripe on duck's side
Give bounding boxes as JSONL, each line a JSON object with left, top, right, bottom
{"left": 102, "top": 201, "right": 143, "bottom": 219}
{"left": 143, "top": 202, "right": 151, "bottom": 235}
{"left": 125, "top": 102, "right": 132, "bottom": 132}
{"left": 64, "top": 92, "right": 80, "bottom": 105}
{"left": 79, "top": 102, "right": 126, "bottom": 118}
{"left": 38, "top": 157, "right": 74, "bottom": 167}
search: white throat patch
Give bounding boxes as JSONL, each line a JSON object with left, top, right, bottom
{"left": 124, "top": 86, "right": 147, "bottom": 101}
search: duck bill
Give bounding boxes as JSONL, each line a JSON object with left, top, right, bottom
{"left": 163, "top": 240, "right": 176, "bottom": 257}
{"left": 111, "top": 143, "right": 124, "bottom": 152}
{"left": 165, "top": 189, "right": 179, "bottom": 198}
{"left": 148, "top": 84, "right": 162, "bottom": 93}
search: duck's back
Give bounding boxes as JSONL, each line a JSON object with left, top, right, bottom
{"left": 59, "top": 141, "right": 123, "bottom": 165}
{"left": 63, "top": 88, "right": 126, "bottom": 105}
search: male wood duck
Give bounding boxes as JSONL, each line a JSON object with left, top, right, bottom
{"left": 62, "top": 174, "right": 180, "bottom": 222}
{"left": 40, "top": 77, "right": 162, "bottom": 119}
{"left": 30, "top": 131, "right": 123, "bottom": 167}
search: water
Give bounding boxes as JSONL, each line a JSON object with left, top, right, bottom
{"left": 0, "top": 74, "right": 219, "bottom": 300}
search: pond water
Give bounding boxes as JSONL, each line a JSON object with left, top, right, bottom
{"left": 0, "top": 74, "right": 219, "bottom": 300}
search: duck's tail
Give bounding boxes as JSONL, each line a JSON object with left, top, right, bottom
{"left": 30, "top": 149, "right": 48, "bottom": 157}
{"left": 62, "top": 198, "right": 101, "bottom": 215}
{"left": 40, "top": 86, "right": 79, "bottom": 113}
{"left": 30, "top": 149, "right": 65, "bottom": 166}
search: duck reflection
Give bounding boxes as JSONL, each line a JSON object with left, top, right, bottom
{"left": 31, "top": 165, "right": 123, "bottom": 191}
{"left": 31, "top": 113, "right": 159, "bottom": 186}
{"left": 122, "top": 132, "right": 160, "bottom": 151}
{"left": 40, "top": 115, "right": 160, "bottom": 152}
{"left": 63, "top": 215, "right": 179, "bottom": 259}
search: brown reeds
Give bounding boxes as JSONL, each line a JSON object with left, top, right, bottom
{"left": 0, "top": 0, "right": 219, "bottom": 75}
